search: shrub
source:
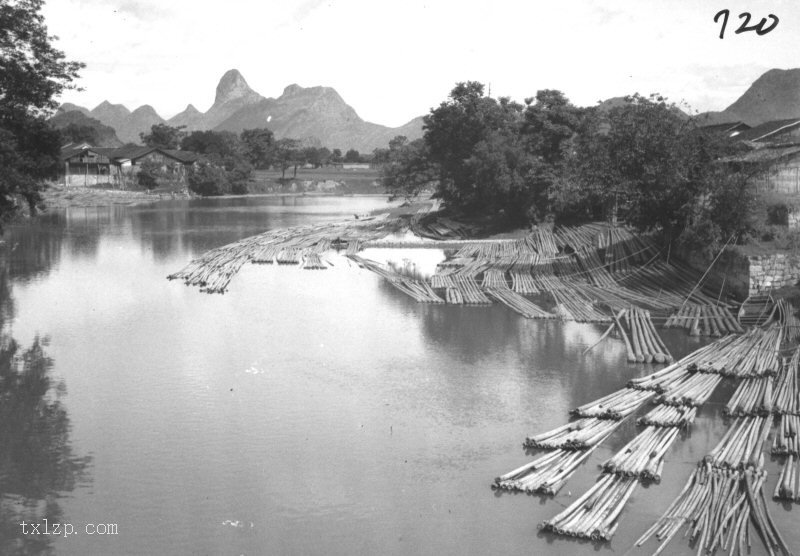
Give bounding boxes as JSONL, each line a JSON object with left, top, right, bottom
{"left": 187, "top": 161, "right": 229, "bottom": 196}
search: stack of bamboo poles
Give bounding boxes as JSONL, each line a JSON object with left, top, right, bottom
{"left": 772, "top": 414, "right": 799, "bottom": 456}
{"left": 665, "top": 303, "right": 744, "bottom": 335}
{"left": 492, "top": 448, "right": 597, "bottom": 494}
{"left": 551, "top": 286, "right": 613, "bottom": 323}
{"left": 707, "top": 416, "right": 772, "bottom": 469}
{"left": 655, "top": 372, "right": 723, "bottom": 407}
{"left": 739, "top": 294, "right": 776, "bottom": 328}
{"left": 636, "top": 405, "right": 697, "bottom": 427}
{"left": 301, "top": 252, "right": 327, "bottom": 270}
{"left": 524, "top": 228, "right": 559, "bottom": 256}
{"left": 570, "top": 387, "right": 655, "bottom": 420}
{"left": 540, "top": 475, "right": 638, "bottom": 541}
{"left": 725, "top": 376, "right": 774, "bottom": 417}
{"left": 484, "top": 288, "right": 556, "bottom": 319}
{"left": 480, "top": 269, "right": 508, "bottom": 289}
{"left": 691, "top": 326, "right": 783, "bottom": 378}
{"left": 600, "top": 426, "right": 679, "bottom": 481}
{"left": 636, "top": 463, "right": 792, "bottom": 556}
{"left": 774, "top": 350, "right": 799, "bottom": 414}
{"left": 613, "top": 307, "right": 673, "bottom": 363}
{"left": 350, "top": 256, "right": 444, "bottom": 304}
{"left": 775, "top": 454, "right": 799, "bottom": 502}
{"left": 523, "top": 418, "right": 624, "bottom": 450}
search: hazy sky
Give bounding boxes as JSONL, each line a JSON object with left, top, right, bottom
{"left": 43, "top": 0, "right": 800, "bottom": 127}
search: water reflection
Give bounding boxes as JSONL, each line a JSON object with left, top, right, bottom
{"left": 0, "top": 261, "right": 91, "bottom": 554}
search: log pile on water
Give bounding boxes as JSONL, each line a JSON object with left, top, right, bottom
{"left": 492, "top": 448, "right": 597, "bottom": 494}
{"left": 636, "top": 404, "right": 697, "bottom": 427}
{"left": 707, "top": 416, "right": 772, "bottom": 468}
{"left": 725, "top": 376, "right": 774, "bottom": 416}
{"left": 570, "top": 387, "right": 655, "bottom": 420}
{"left": 485, "top": 288, "right": 556, "bottom": 319}
{"left": 539, "top": 474, "right": 638, "bottom": 541}
{"left": 665, "top": 303, "right": 744, "bottom": 335}
{"left": 689, "top": 326, "right": 783, "bottom": 377}
{"left": 775, "top": 454, "right": 800, "bottom": 502}
{"left": 612, "top": 307, "right": 672, "bottom": 363}
{"left": 601, "top": 426, "right": 679, "bottom": 481}
{"left": 772, "top": 414, "right": 799, "bottom": 456}
{"left": 523, "top": 418, "right": 624, "bottom": 450}
{"left": 636, "top": 463, "right": 792, "bottom": 556}
{"left": 774, "top": 350, "right": 799, "bottom": 414}
{"left": 350, "top": 255, "right": 444, "bottom": 303}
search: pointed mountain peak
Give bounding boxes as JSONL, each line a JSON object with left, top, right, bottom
{"left": 215, "top": 69, "right": 259, "bottom": 105}
{"left": 282, "top": 83, "right": 304, "bottom": 97}
{"left": 183, "top": 103, "right": 200, "bottom": 114}
{"left": 93, "top": 100, "right": 131, "bottom": 115}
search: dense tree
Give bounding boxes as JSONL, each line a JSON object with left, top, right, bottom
{"left": 273, "top": 138, "right": 301, "bottom": 178}
{"left": 0, "top": 0, "right": 83, "bottom": 221}
{"left": 381, "top": 138, "right": 437, "bottom": 201}
{"left": 344, "top": 148, "right": 361, "bottom": 163}
{"left": 330, "top": 148, "right": 343, "bottom": 164}
{"left": 140, "top": 123, "right": 186, "bottom": 150}
{"left": 179, "top": 130, "right": 252, "bottom": 194}
{"left": 57, "top": 122, "right": 98, "bottom": 145}
{"left": 240, "top": 128, "right": 274, "bottom": 168}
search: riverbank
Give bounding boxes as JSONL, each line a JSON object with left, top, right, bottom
{"left": 40, "top": 184, "right": 192, "bottom": 210}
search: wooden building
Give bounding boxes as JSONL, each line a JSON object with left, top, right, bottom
{"left": 723, "top": 144, "right": 800, "bottom": 195}
{"left": 60, "top": 145, "right": 198, "bottom": 188}
{"left": 735, "top": 118, "right": 800, "bottom": 144}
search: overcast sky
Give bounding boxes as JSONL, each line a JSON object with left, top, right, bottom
{"left": 43, "top": 0, "right": 800, "bottom": 127}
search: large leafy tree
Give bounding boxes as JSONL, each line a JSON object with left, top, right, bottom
{"left": 140, "top": 123, "right": 186, "bottom": 150}
{"left": 240, "top": 127, "right": 274, "bottom": 169}
{"left": 0, "top": 0, "right": 83, "bottom": 220}
{"left": 381, "top": 137, "right": 438, "bottom": 201}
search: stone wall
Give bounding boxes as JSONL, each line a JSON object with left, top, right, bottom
{"left": 748, "top": 252, "right": 800, "bottom": 293}
{"left": 676, "top": 247, "right": 800, "bottom": 299}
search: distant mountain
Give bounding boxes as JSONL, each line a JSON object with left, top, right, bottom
{"left": 57, "top": 69, "right": 424, "bottom": 150}
{"left": 697, "top": 68, "right": 800, "bottom": 126}
{"left": 49, "top": 110, "right": 123, "bottom": 147}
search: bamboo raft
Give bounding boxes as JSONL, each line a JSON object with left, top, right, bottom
{"left": 600, "top": 426, "right": 679, "bottom": 482}
{"left": 707, "top": 416, "right": 772, "bottom": 469}
{"left": 351, "top": 256, "right": 444, "bottom": 304}
{"left": 540, "top": 474, "right": 638, "bottom": 541}
{"left": 725, "top": 376, "right": 774, "bottom": 417}
{"left": 636, "top": 463, "right": 792, "bottom": 556}
{"left": 772, "top": 414, "right": 799, "bottom": 456}
{"left": 665, "top": 303, "right": 744, "bottom": 335}
{"left": 774, "top": 349, "right": 799, "bottom": 415}
{"left": 636, "top": 404, "right": 697, "bottom": 427}
{"left": 613, "top": 307, "right": 672, "bottom": 363}
{"left": 774, "top": 455, "right": 800, "bottom": 502}
{"left": 523, "top": 418, "right": 623, "bottom": 450}
{"left": 492, "top": 447, "right": 597, "bottom": 495}
{"left": 569, "top": 387, "right": 655, "bottom": 420}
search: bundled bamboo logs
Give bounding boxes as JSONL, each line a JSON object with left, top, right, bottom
{"left": 551, "top": 286, "right": 613, "bottom": 323}
{"left": 484, "top": 288, "right": 556, "bottom": 319}
{"left": 690, "top": 326, "right": 783, "bottom": 377}
{"left": 616, "top": 307, "right": 673, "bottom": 363}
{"left": 636, "top": 463, "right": 793, "bottom": 556}
{"left": 636, "top": 404, "right": 697, "bottom": 427}
{"left": 707, "top": 416, "right": 771, "bottom": 469}
{"left": 774, "top": 455, "right": 799, "bottom": 502}
{"left": 352, "top": 256, "right": 444, "bottom": 303}
{"left": 301, "top": 252, "right": 327, "bottom": 270}
{"left": 725, "top": 376, "right": 774, "bottom": 417}
{"left": 570, "top": 388, "right": 655, "bottom": 420}
{"left": 492, "top": 448, "right": 596, "bottom": 494}
{"left": 523, "top": 418, "right": 623, "bottom": 450}
{"left": 665, "top": 303, "right": 744, "bottom": 335}
{"left": 772, "top": 414, "right": 799, "bottom": 456}
{"left": 774, "top": 349, "right": 799, "bottom": 414}
{"left": 655, "top": 372, "right": 723, "bottom": 407}
{"left": 601, "top": 426, "right": 679, "bottom": 482}
{"left": 540, "top": 474, "right": 638, "bottom": 541}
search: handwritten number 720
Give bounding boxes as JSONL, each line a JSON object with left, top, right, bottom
{"left": 715, "top": 9, "right": 778, "bottom": 39}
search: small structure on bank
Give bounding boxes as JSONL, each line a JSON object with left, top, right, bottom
{"left": 59, "top": 144, "right": 198, "bottom": 188}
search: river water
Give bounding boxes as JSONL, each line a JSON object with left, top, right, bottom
{"left": 0, "top": 196, "right": 796, "bottom": 555}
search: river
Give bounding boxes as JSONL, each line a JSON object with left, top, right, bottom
{"left": 0, "top": 195, "right": 795, "bottom": 555}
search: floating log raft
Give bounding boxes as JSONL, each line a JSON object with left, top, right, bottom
{"left": 551, "top": 286, "right": 612, "bottom": 323}
{"left": 570, "top": 387, "right": 655, "bottom": 420}
{"left": 690, "top": 326, "right": 783, "bottom": 377}
{"left": 772, "top": 414, "right": 799, "bottom": 456}
{"left": 774, "top": 349, "right": 799, "bottom": 415}
{"left": 601, "top": 426, "right": 679, "bottom": 482}
{"left": 351, "top": 256, "right": 444, "bottom": 304}
{"left": 492, "top": 448, "right": 596, "bottom": 495}
{"left": 636, "top": 404, "right": 697, "bottom": 427}
{"left": 484, "top": 288, "right": 556, "bottom": 319}
{"left": 636, "top": 464, "right": 793, "bottom": 556}
{"left": 725, "top": 376, "right": 774, "bottom": 417}
{"left": 655, "top": 372, "right": 723, "bottom": 407}
{"left": 523, "top": 418, "right": 623, "bottom": 450}
{"left": 615, "top": 307, "right": 673, "bottom": 363}
{"left": 665, "top": 303, "right": 744, "bottom": 335}
{"left": 774, "top": 455, "right": 799, "bottom": 502}
{"left": 707, "top": 416, "right": 771, "bottom": 469}
{"left": 540, "top": 474, "right": 638, "bottom": 541}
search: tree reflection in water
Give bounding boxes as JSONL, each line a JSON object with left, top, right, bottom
{"left": 0, "top": 266, "right": 92, "bottom": 554}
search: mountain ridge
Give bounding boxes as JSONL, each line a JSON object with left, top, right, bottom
{"left": 58, "top": 69, "right": 424, "bottom": 151}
